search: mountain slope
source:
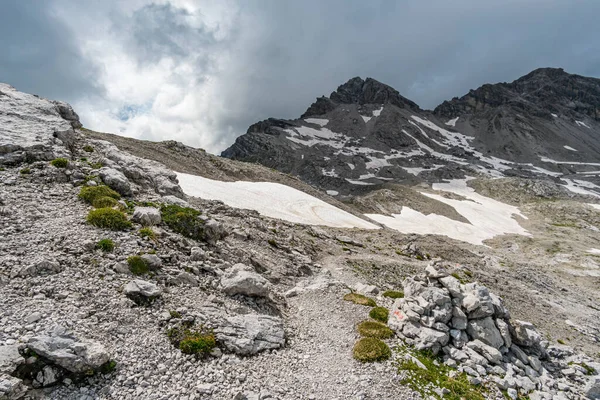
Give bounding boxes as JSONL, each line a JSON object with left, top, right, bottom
{"left": 222, "top": 69, "right": 600, "bottom": 198}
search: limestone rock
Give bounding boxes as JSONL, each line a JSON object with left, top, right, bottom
{"left": 20, "top": 326, "right": 110, "bottom": 375}
{"left": 132, "top": 207, "right": 161, "bottom": 226}
{"left": 98, "top": 167, "right": 132, "bottom": 196}
{"left": 124, "top": 279, "right": 161, "bottom": 304}
{"left": 466, "top": 317, "right": 504, "bottom": 349}
{"left": 216, "top": 314, "right": 285, "bottom": 355}
{"left": 221, "top": 264, "right": 270, "bottom": 297}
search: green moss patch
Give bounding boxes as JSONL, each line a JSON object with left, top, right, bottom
{"left": 87, "top": 208, "right": 131, "bottom": 231}
{"left": 50, "top": 158, "right": 69, "bottom": 168}
{"left": 96, "top": 238, "right": 115, "bottom": 252}
{"left": 92, "top": 196, "right": 119, "bottom": 208}
{"left": 357, "top": 320, "right": 394, "bottom": 339}
{"left": 127, "top": 256, "right": 149, "bottom": 275}
{"left": 160, "top": 204, "right": 205, "bottom": 240}
{"left": 396, "top": 347, "right": 487, "bottom": 400}
{"left": 139, "top": 227, "right": 156, "bottom": 240}
{"left": 83, "top": 145, "right": 94, "bottom": 153}
{"left": 79, "top": 185, "right": 121, "bottom": 205}
{"left": 382, "top": 290, "right": 404, "bottom": 299}
{"left": 343, "top": 293, "right": 377, "bottom": 307}
{"left": 353, "top": 338, "right": 391, "bottom": 362}
{"left": 369, "top": 307, "right": 389, "bottom": 323}
{"left": 167, "top": 326, "right": 216, "bottom": 356}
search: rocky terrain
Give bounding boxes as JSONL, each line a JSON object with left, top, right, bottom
{"left": 0, "top": 79, "right": 599, "bottom": 400}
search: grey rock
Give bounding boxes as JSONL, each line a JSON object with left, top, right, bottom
{"left": 204, "top": 219, "right": 227, "bottom": 244}
{"left": 466, "top": 339, "right": 502, "bottom": 364}
{"left": 190, "top": 247, "right": 206, "bottom": 261}
{"left": 140, "top": 254, "right": 162, "bottom": 270}
{"left": 0, "top": 374, "right": 26, "bottom": 400}
{"left": 161, "top": 195, "right": 189, "bottom": 207}
{"left": 510, "top": 320, "right": 546, "bottom": 357}
{"left": 0, "top": 346, "right": 22, "bottom": 375}
{"left": 20, "top": 326, "right": 110, "bottom": 374}
{"left": 496, "top": 318, "right": 512, "bottom": 349}
{"left": 124, "top": 279, "right": 161, "bottom": 304}
{"left": 98, "top": 167, "right": 132, "bottom": 196}
{"left": 170, "top": 272, "right": 198, "bottom": 287}
{"left": 467, "top": 317, "right": 504, "bottom": 349}
{"left": 132, "top": 207, "right": 161, "bottom": 226}
{"left": 221, "top": 264, "right": 270, "bottom": 297}
{"left": 216, "top": 314, "right": 285, "bottom": 355}
{"left": 585, "top": 376, "right": 600, "bottom": 399}
{"left": 16, "top": 259, "right": 61, "bottom": 277}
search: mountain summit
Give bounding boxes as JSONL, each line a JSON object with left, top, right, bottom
{"left": 222, "top": 68, "right": 600, "bottom": 197}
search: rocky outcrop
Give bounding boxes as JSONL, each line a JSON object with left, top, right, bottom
{"left": 0, "top": 83, "right": 81, "bottom": 165}
{"left": 215, "top": 314, "right": 285, "bottom": 356}
{"left": 220, "top": 264, "right": 271, "bottom": 297}
{"left": 13, "top": 326, "right": 111, "bottom": 388}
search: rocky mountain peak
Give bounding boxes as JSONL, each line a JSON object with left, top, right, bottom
{"left": 302, "top": 76, "right": 420, "bottom": 118}
{"left": 435, "top": 67, "right": 600, "bottom": 120}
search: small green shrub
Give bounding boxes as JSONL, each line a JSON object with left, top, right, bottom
{"left": 0, "top": 167, "right": 5, "bottom": 171}
{"left": 96, "top": 238, "right": 115, "bottom": 252}
{"left": 50, "top": 158, "right": 69, "bottom": 168}
{"left": 79, "top": 185, "right": 120, "bottom": 205}
{"left": 127, "top": 256, "right": 149, "bottom": 275}
{"left": 369, "top": 307, "right": 389, "bottom": 323}
{"left": 353, "top": 338, "right": 391, "bottom": 362}
{"left": 357, "top": 320, "right": 394, "bottom": 339}
{"left": 89, "top": 161, "right": 103, "bottom": 169}
{"left": 20, "top": 167, "right": 31, "bottom": 175}
{"left": 160, "top": 204, "right": 205, "bottom": 240}
{"left": 169, "top": 310, "right": 182, "bottom": 319}
{"left": 92, "top": 196, "right": 119, "bottom": 208}
{"left": 83, "top": 145, "right": 94, "bottom": 153}
{"left": 87, "top": 208, "right": 131, "bottom": 231}
{"left": 139, "top": 227, "right": 156, "bottom": 240}
{"left": 167, "top": 326, "right": 216, "bottom": 356}
{"left": 268, "top": 239, "right": 278, "bottom": 247}
{"left": 343, "top": 293, "right": 377, "bottom": 307}
{"left": 382, "top": 290, "right": 404, "bottom": 299}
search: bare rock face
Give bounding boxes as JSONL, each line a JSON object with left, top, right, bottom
{"left": 215, "top": 314, "right": 285, "bottom": 356}
{"left": 0, "top": 83, "right": 81, "bottom": 166}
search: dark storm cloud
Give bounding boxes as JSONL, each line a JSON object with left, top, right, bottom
{"left": 0, "top": 1, "right": 102, "bottom": 103}
{"left": 1, "top": 0, "right": 599, "bottom": 153}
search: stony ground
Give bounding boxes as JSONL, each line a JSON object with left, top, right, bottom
{"left": 1, "top": 132, "right": 599, "bottom": 400}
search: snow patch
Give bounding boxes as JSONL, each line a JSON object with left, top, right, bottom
{"left": 326, "top": 190, "right": 339, "bottom": 196}
{"left": 366, "top": 179, "right": 529, "bottom": 246}
{"left": 347, "top": 163, "right": 355, "bottom": 170}
{"left": 176, "top": 173, "right": 379, "bottom": 229}
{"left": 346, "top": 179, "right": 375, "bottom": 186}
{"left": 587, "top": 248, "right": 600, "bottom": 255}
{"left": 322, "top": 168, "right": 338, "bottom": 178}
{"left": 540, "top": 156, "right": 600, "bottom": 167}
{"left": 576, "top": 120, "right": 590, "bottom": 129}
{"left": 372, "top": 106, "right": 384, "bottom": 117}
{"left": 304, "top": 118, "right": 329, "bottom": 127}
{"left": 564, "top": 145, "right": 578, "bottom": 152}
{"left": 588, "top": 204, "right": 600, "bottom": 210}
{"left": 445, "top": 117, "right": 459, "bottom": 127}
{"left": 551, "top": 113, "right": 558, "bottom": 118}
{"left": 361, "top": 115, "right": 372, "bottom": 123}
{"left": 561, "top": 179, "right": 600, "bottom": 198}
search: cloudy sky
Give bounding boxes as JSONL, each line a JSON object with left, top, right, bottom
{"left": 1, "top": 0, "right": 599, "bottom": 154}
